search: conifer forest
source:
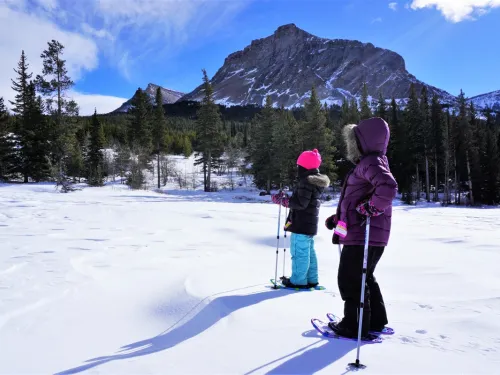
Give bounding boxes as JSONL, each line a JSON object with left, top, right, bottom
{"left": 1, "top": 40, "right": 500, "bottom": 206}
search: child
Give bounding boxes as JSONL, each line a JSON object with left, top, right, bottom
{"left": 272, "top": 149, "right": 330, "bottom": 289}
{"left": 325, "top": 117, "right": 398, "bottom": 339}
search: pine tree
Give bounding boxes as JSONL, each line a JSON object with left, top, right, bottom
{"left": 481, "top": 109, "right": 500, "bottom": 204}
{"left": 270, "top": 107, "right": 295, "bottom": 187}
{"left": 301, "top": 86, "right": 336, "bottom": 183}
{"left": 360, "top": 82, "right": 372, "bottom": 120}
{"left": 195, "top": 69, "right": 224, "bottom": 192}
{"left": 66, "top": 135, "right": 84, "bottom": 182}
{"left": 10, "top": 51, "right": 32, "bottom": 116}
{"left": 430, "top": 94, "right": 445, "bottom": 202}
{"left": 86, "top": 110, "right": 105, "bottom": 186}
{"left": 455, "top": 90, "right": 475, "bottom": 205}
{"left": 129, "top": 88, "right": 153, "bottom": 152}
{"left": 404, "top": 83, "right": 423, "bottom": 202}
{"left": 153, "top": 87, "right": 167, "bottom": 188}
{"left": 23, "top": 82, "right": 51, "bottom": 182}
{"left": 35, "top": 40, "right": 79, "bottom": 185}
{"left": 0, "top": 97, "right": 15, "bottom": 181}
{"left": 420, "top": 86, "right": 431, "bottom": 202}
{"left": 376, "top": 91, "right": 387, "bottom": 121}
{"left": 348, "top": 98, "right": 360, "bottom": 124}
{"left": 249, "top": 95, "right": 278, "bottom": 192}
{"left": 389, "top": 98, "right": 411, "bottom": 202}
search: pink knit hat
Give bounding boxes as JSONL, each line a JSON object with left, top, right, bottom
{"left": 297, "top": 149, "right": 322, "bottom": 170}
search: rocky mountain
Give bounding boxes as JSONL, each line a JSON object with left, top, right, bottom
{"left": 468, "top": 90, "right": 500, "bottom": 111}
{"left": 180, "top": 24, "right": 455, "bottom": 108}
{"left": 112, "top": 83, "right": 184, "bottom": 113}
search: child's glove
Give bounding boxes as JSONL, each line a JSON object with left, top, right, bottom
{"left": 325, "top": 214, "right": 337, "bottom": 230}
{"left": 356, "top": 198, "right": 384, "bottom": 217}
{"left": 271, "top": 192, "right": 289, "bottom": 208}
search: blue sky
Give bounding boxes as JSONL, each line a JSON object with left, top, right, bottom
{"left": 1, "top": 0, "right": 499, "bottom": 114}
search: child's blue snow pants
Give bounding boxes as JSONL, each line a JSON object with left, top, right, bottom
{"left": 290, "top": 233, "right": 318, "bottom": 286}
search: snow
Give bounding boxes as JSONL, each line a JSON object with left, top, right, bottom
{"left": 1, "top": 168, "right": 500, "bottom": 373}
{"left": 468, "top": 90, "right": 500, "bottom": 110}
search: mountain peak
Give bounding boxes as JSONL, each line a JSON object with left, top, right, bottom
{"left": 180, "top": 25, "right": 454, "bottom": 108}
{"left": 111, "top": 83, "right": 185, "bottom": 113}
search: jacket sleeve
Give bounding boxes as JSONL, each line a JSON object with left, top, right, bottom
{"left": 287, "top": 180, "right": 312, "bottom": 210}
{"left": 361, "top": 156, "right": 398, "bottom": 212}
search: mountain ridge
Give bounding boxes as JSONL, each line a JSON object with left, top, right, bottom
{"left": 112, "top": 83, "right": 184, "bottom": 113}
{"left": 180, "top": 23, "right": 456, "bottom": 108}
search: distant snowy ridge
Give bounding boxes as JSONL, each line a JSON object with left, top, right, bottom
{"left": 112, "top": 83, "right": 184, "bottom": 113}
{"left": 468, "top": 90, "right": 500, "bottom": 111}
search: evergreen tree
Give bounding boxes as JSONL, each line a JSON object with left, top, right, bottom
{"left": 360, "top": 82, "right": 372, "bottom": 120}
{"left": 481, "top": 109, "right": 500, "bottom": 204}
{"left": 35, "top": 40, "right": 79, "bottom": 185}
{"left": 301, "top": 86, "right": 336, "bottom": 183}
{"left": 153, "top": 87, "right": 167, "bottom": 188}
{"left": 270, "top": 107, "right": 295, "bottom": 187}
{"left": 23, "top": 82, "right": 51, "bottom": 182}
{"left": 66, "top": 135, "right": 84, "bottom": 182}
{"left": 420, "top": 86, "right": 431, "bottom": 201}
{"left": 376, "top": 91, "right": 387, "bottom": 121}
{"left": 10, "top": 52, "right": 51, "bottom": 182}
{"left": 348, "top": 98, "right": 360, "bottom": 124}
{"left": 86, "top": 110, "right": 105, "bottom": 186}
{"left": 468, "top": 102, "right": 482, "bottom": 204}
{"left": 404, "top": 83, "right": 423, "bottom": 202}
{"left": 129, "top": 88, "right": 153, "bottom": 152}
{"left": 430, "top": 94, "right": 445, "bottom": 202}
{"left": 195, "top": 69, "right": 224, "bottom": 192}
{"left": 0, "top": 97, "right": 15, "bottom": 181}
{"left": 249, "top": 95, "right": 278, "bottom": 192}
{"left": 9, "top": 50, "right": 32, "bottom": 116}
{"left": 455, "top": 90, "right": 475, "bottom": 205}
{"left": 389, "top": 98, "right": 411, "bottom": 202}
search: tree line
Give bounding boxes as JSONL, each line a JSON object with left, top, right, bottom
{"left": 247, "top": 82, "right": 500, "bottom": 206}
{"left": 1, "top": 40, "right": 499, "bottom": 204}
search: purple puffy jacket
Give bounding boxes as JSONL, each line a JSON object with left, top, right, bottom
{"left": 333, "top": 117, "right": 398, "bottom": 247}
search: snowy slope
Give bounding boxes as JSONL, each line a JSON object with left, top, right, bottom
{"left": 468, "top": 90, "right": 500, "bottom": 111}
{"left": 1, "top": 183, "right": 499, "bottom": 374}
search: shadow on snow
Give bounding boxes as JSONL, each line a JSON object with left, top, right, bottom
{"left": 55, "top": 286, "right": 294, "bottom": 375}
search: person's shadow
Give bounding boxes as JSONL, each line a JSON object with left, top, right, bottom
{"left": 245, "top": 329, "right": 370, "bottom": 374}
{"left": 55, "top": 286, "right": 294, "bottom": 375}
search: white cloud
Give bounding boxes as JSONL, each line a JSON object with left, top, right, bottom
{"left": 389, "top": 2, "right": 398, "bottom": 10}
{"left": 371, "top": 17, "right": 383, "bottom": 23}
{"left": 33, "top": 0, "right": 57, "bottom": 11}
{"left": 69, "top": 91, "right": 128, "bottom": 115}
{"left": 0, "top": 4, "right": 124, "bottom": 115}
{"left": 92, "top": 0, "right": 251, "bottom": 80}
{"left": 410, "top": 0, "right": 500, "bottom": 22}
{"left": 81, "top": 23, "right": 114, "bottom": 40}
{"left": 0, "top": 0, "right": 250, "bottom": 114}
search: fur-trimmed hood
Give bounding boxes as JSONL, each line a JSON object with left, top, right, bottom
{"left": 307, "top": 173, "right": 330, "bottom": 188}
{"left": 343, "top": 117, "right": 390, "bottom": 164}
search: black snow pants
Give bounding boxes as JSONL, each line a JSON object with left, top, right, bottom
{"left": 337, "top": 245, "right": 388, "bottom": 337}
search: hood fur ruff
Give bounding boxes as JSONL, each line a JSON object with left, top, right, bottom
{"left": 343, "top": 124, "right": 362, "bottom": 164}
{"left": 307, "top": 174, "right": 330, "bottom": 188}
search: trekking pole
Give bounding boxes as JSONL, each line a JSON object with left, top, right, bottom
{"left": 338, "top": 244, "right": 342, "bottom": 258}
{"left": 282, "top": 205, "right": 287, "bottom": 278}
{"left": 273, "top": 190, "right": 283, "bottom": 289}
{"left": 348, "top": 216, "right": 371, "bottom": 369}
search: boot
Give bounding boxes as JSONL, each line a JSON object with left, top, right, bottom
{"left": 280, "top": 277, "right": 309, "bottom": 289}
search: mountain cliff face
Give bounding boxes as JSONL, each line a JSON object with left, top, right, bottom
{"left": 180, "top": 24, "right": 455, "bottom": 108}
{"left": 468, "top": 90, "right": 500, "bottom": 111}
{"left": 112, "top": 83, "right": 184, "bottom": 113}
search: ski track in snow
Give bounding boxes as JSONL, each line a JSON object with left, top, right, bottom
{"left": 0, "top": 181, "right": 499, "bottom": 374}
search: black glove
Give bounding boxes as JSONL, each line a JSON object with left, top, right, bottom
{"left": 325, "top": 214, "right": 337, "bottom": 230}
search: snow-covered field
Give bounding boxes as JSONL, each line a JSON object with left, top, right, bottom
{"left": 1, "top": 180, "right": 500, "bottom": 374}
